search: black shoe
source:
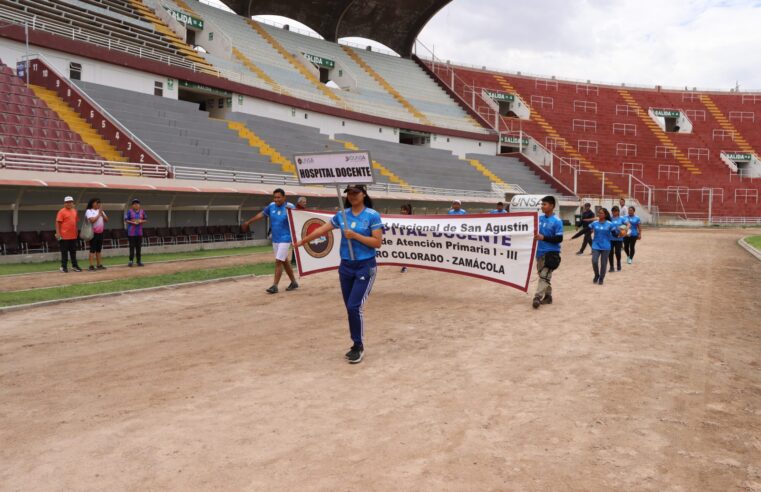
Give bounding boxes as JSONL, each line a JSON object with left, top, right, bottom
{"left": 598, "top": 279, "right": 604, "bottom": 285}
{"left": 137, "top": 262, "right": 144, "bottom": 267}
{"left": 72, "top": 266, "right": 82, "bottom": 272}
{"left": 401, "top": 267, "right": 408, "bottom": 273}
{"left": 266, "top": 285, "right": 278, "bottom": 294}
{"left": 608, "top": 268, "right": 615, "bottom": 273}
{"left": 97, "top": 264, "right": 106, "bottom": 270}
{"left": 593, "top": 275, "right": 599, "bottom": 283}
{"left": 88, "top": 266, "right": 96, "bottom": 271}
{"left": 60, "top": 267, "right": 68, "bottom": 273}
{"left": 347, "top": 346, "right": 364, "bottom": 364}
{"left": 285, "top": 282, "right": 299, "bottom": 291}
{"left": 128, "top": 261, "right": 133, "bottom": 267}
{"left": 542, "top": 294, "right": 553, "bottom": 305}
{"left": 617, "top": 267, "right": 622, "bottom": 271}
{"left": 532, "top": 296, "right": 542, "bottom": 309}
{"left": 345, "top": 344, "right": 361, "bottom": 358}
{"left": 576, "top": 251, "right": 584, "bottom": 256}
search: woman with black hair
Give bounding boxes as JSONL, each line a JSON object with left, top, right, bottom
{"left": 295, "top": 184, "right": 383, "bottom": 364}
{"left": 85, "top": 198, "right": 108, "bottom": 271}
{"left": 589, "top": 207, "right": 617, "bottom": 285}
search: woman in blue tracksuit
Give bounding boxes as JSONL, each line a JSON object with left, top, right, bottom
{"left": 295, "top": 184, "right": 383, "bottom": 364}
{"left": 588, "top": 207, "right": 618, "bottom": 285}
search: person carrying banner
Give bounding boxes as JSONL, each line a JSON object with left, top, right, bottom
{"left": 533, "top": 196, "right": 563, "bottom": 309}
{"left": 243, "top": 188, "right": 299, "bottom": 294}
{"left": 295, "top": 184, "right": 383, "bottom": 364}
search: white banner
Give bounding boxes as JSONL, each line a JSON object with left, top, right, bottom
{"left": 293, "top": 150, "right": 374, "bottom": 185}
{"left": 289, "top": 210, "right": 538, "bottom": 291}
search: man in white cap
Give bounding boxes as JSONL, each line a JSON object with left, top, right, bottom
{"left": 448, "top": 200, "right": 467, "bottom": 215}
{"left": 55, "top": 196, "right": 82, "bottom": 272}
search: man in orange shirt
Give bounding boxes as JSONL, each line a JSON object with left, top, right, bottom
{"left": 56, "top": 196, "right": 82, "bottom": 272}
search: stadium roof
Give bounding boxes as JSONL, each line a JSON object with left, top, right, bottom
{"left": 220, "top": 0, "right": 452, "bottom": 56}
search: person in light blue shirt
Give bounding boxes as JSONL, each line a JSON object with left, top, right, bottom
{"left": 533, "top": 195, "right": 563, "bottom": 309}
{"left": 489, "top": 201, "right": 508, "bottom": 214}
{"left": 296, "top": 184, "right": 383, "bottom": 364}
{"left": 623, "top": 207, "right": 642, "bottom": 264}
{"left": 448, "top": 200, "right": 467, "bottom": 215}
{"left": 608, "top": 206, "right": 626, "bottom": 272}
{"left": 589, "top": 208, "right": 618, "bottom": 285}
{"left": 243, "top": 188, "right": 298, "bottom": 294}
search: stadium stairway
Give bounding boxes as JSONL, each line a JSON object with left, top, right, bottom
{"left": 493, "top": 75, "right": 625, "bottom": 196}
{"left": 466, "top": 153, "right": 563, "bottom": 195}
{"left": 245, "top": 19, "right": 346, "bottom": 106}
{"left": 340, "top": 46, "right": 432, "bottom": 126}
{"left": 128, "top": 0, "right": 216, "bottom": 75}
{"left": 225, "top": 120, "right": 295, "bottom": 175}
{"left": 28, "top": 85, "right": 126, "bottom": 163}
{"left": 332, "top": 138, "right": 413, "bottom": 191}
{"left": 231, "top": 47, "right": 288, "bottom": 94}
{"left": 698, "top": 94, "right": 758, "bottom": 155}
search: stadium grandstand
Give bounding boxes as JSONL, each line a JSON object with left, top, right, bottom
{"left": 1, "top": 0, "right": 760, "bottom": 256}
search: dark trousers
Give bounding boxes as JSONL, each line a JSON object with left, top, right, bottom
{"left": 624, "top": 236, "right": 637, "bottom": 259}
{"left": 59, "top": 239, "right": 79, "bottom": 268}
{"left": 128, "top": 235, "right": 142, "bottom": 262}
{"left": 592, "top": 249, "right": 609, "bottom": 281}
{"left": 609, "top": 241, "right": 623, "bottom": 270}
{"left": 573, "top": 228, "right": 592, "bottom": 253}
{"left": 338, "top": 258, "right": 377, "bottom": 347}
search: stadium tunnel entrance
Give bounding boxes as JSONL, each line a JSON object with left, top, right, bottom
{"left": 177, "top": 81, "right": 233, "bottom": 119}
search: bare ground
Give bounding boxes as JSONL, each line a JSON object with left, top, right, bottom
{"left": 1, "top": 228, "right": 760, "bottom": 491}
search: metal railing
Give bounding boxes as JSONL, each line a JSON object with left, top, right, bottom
{"left": 0, "top": 152, "right": 169, "bottom": 177}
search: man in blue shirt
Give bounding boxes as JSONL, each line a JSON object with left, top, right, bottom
{"left": 243, "top": 188, "right": 298, "bottom": 294}
{"left": 623, "top": 206, "right": 642, "bottom": 264}
{"left": 489, "top": 202, "right": 508, "bottom": 214}
{"left": 533, "top": 195, "right": 564, "bottom": 309}
{"left": 448, "top": 200, "right": 467, "bottom": 215}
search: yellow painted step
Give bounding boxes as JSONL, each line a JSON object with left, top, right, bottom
{"left": 226, "top": 120, "right": 295, "bottom": 174}
{"left": 335, "top": 138, "right": 415, "bottom": 191}
{"left": 232, "top": 48, "right": 285, "bottom": 94}
{"left": 29, "top": 85, "right": 127, "bottom": 164}
{"left": 246, "top": 19, "right": 345, "bottom": 106}
{"left": 466, "top": 158, "right": 505, "bottom": 185}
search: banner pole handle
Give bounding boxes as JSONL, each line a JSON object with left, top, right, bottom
{"left": 336, "top": 185, "right": 355, "bottom": 260}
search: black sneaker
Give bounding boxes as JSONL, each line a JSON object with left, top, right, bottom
{"left": 266, "top": 285, "right": 278, "bottom": 294}
{"left": 97, "top": 265, "right": 106, "bottom": 270}
{"left": 60, "top": 267, "right": 68, "bottom": 273}
{"left": 532, "top": 296, "right": 542, "bottom": 309}
{"left": 88, "top": 266, "right": 96, "bottom": 271}
{"left": 137, "top": 262, "right": 144, "bottom": 267}
{"left": 285, "top": 282, "right": 299, "bottom": 291}
{"left": 576, "top": 251, "right": 584, "bottom": 256}
{"left": 598, "top": 279, "right": 604, "bottom": 285}
{"left": 593, "top": 275, "right": 599, "bottom": 283}
{"left": 608, "top": 268, "right": 615, "bottom": 273}
{"left": 401, "top": 267, "right": 408, "bottom": 273}
{"left": 128, "top": 261, "right": 133, "bottom": 267}
{"left": 72, "top": 266, "right": 82, "bottom": 272}
{"left": 347, "top": 346, "right": 364, "bottom": 364}
{"left": 542, "top": 294, "right": 553, "bottom": 305}
{"left": 345, "top": 344, "right": 361, "bottom": 358}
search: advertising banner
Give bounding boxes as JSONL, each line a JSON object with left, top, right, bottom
{"left": 289, "top": 210, "right": 538, "bottom": 291}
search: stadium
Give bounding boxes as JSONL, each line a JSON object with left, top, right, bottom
{"left": 1, "top": 0, "right": 760, "bottom": 489}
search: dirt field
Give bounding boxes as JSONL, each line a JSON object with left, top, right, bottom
{"left": 0, "top": 253, "right": 273, "bottom": 292}
{"left": 1, "top": 228, "right": 760, "bottom": 491}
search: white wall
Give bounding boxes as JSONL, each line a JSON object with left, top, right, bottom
{"left": 0, "top": 39, "right": 178, "bottom": 99}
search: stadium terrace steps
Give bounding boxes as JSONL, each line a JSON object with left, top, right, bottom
{"left": 128, "top": 0, "right": 216, "bottom": 74}
{"left": 332, "top": 134, "right": 493, "bottom": 191}
{"left": 226, "top": 120, "right": 296, "bottom": 175}
{"left": 465, "top": 154, "right": 562, "bottom": 196}
{"left": 231, "top": 48, "right": 287, "bottom": 94}
{"left": 618, "top": 90, "right": 701, "bottom": 176}
{"left": 333, "top": 138, "right": 413, "bottom": 191}
{"left": 698, "top": 95, "right": 757, "bottom": 155}
{"left": 245, "top": 19, "right": 345, "bottom": 105}
{"left": 493, "top": 75, "right": 625, "bottom": 196}
{"left": 28, "top": 84, "right": 126, "bottom": 162}
{"left": 340, "top": 46, "right": 432, "bottom": 126}
{"left": 75, "top": 81, "right": 276, "bottom": 171}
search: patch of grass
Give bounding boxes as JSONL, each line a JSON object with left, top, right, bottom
{"left": 746, "top": 236, "right": 761, "bottom": 251}
{"left": 0, "top": 246, "right": 271, "bottom": 276}
{"left": 0, "top": 263, "right": 275, "bottom": 307}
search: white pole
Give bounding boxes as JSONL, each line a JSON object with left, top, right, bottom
{"left": 708, "top": 188, "right": 713, "bottom": 223}
{"left": 336, "top": 185, "right": 355, "bottom": 260}
{"left": 24, "top": 22, "right": 30, "bottom": 87}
